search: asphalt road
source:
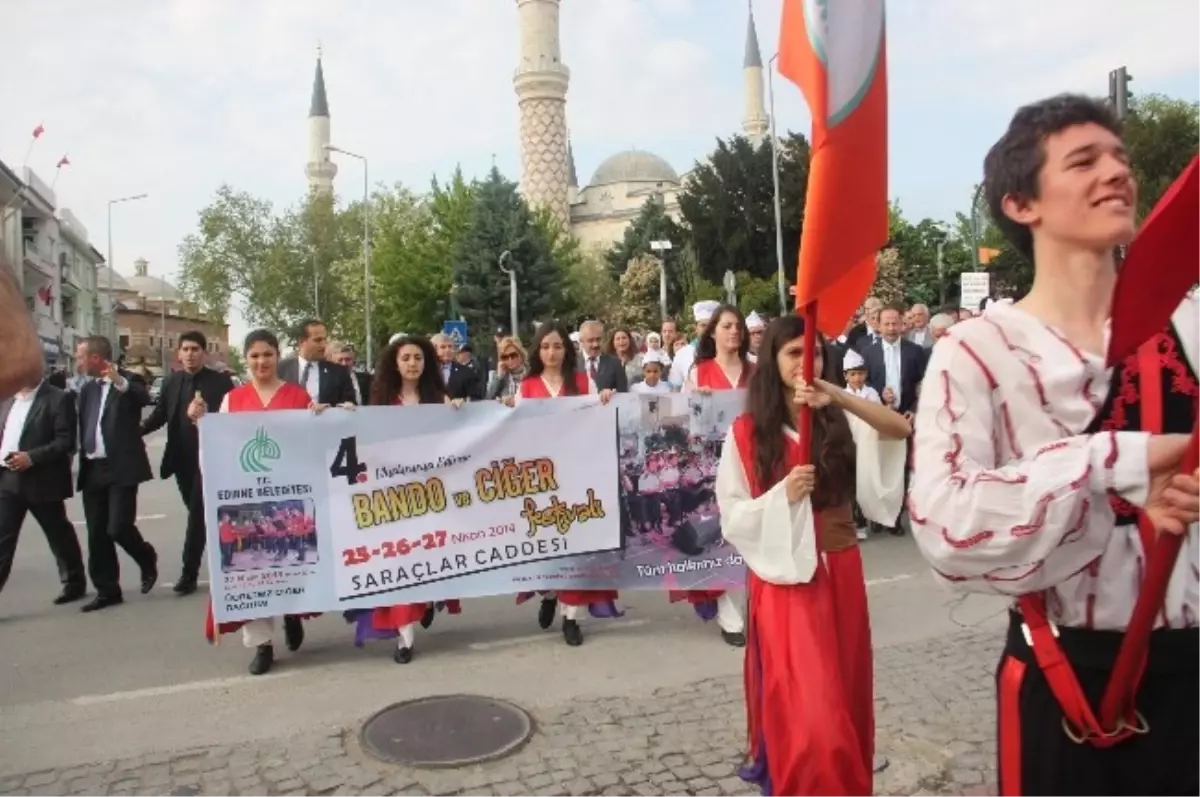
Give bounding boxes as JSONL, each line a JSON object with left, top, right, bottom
{"left": 0, "top": 427, "right": 1009, "bottom": 778}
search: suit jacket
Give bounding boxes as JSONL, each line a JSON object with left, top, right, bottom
{"left": 846, "top": 322, "right": 871, "bottom": 350}
{"left": 906, "top": 328, "right": 935, "bottom": 349}
{"left": 77, "top": 370, "right": 153, "bottom": 489}
{"left": 862, "top": 337, "right": 927, "bottom": 415}
{"left": 277, "top": 357, "right": 358, "bottom": 405}
{"left": 442, "top": 361, "right": 484, "bottom": 401}
{"left": 579, "top": 353, "right": 629, "bottom": 393}
{"left": 351, "top": 372, "right": 371, "bottom": 406}
{"left": 0, "top": 383, "right": 76, "bottom": 504}
{"left": 140, "top": 366, "right": 235, "bottom": 478}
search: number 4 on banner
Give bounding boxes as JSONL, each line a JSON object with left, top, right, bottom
{"left": 330, "top": 436, "right": 367, "bottom": 485}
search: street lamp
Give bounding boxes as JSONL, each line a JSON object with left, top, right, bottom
{"left": 324, "top": 145, "right": 372, "bottom": 366}
{"left": 106, "top": 193, "right": 148, "bottom": 351}
{"left": 767, "top": 53, "right": 787, "bottom": 315}
{"left": 649, "top": 240, "right": 672, "bottom": 321}
{"left": 498, "top": 250, "right": 518, "bottom": 337}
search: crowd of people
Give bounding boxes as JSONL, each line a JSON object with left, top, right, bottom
{"left": 0, "top": 92, "right": 1196, "bottom": 796}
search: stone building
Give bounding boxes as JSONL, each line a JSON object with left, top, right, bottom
{"left": 97, "top": 257, "right": 231, "bottom": 376}
{"left": 514, "top": 0, "right": 770, "bottom": 252}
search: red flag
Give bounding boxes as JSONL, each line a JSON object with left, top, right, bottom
{"left": 779, "top": 0, "right": 889, "bottom": 335}
{"left": 32, "top": 123, "right": 44, "bottom": 139}
{"left": 1107, "top": 156, "right": 1199, "bottom": 366}
{"left": 56, "top": 154, "right": 70, "bottom": 168}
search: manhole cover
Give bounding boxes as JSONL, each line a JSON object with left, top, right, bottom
{"left": 360, "top": 694, "right": 533, "bottom": 768}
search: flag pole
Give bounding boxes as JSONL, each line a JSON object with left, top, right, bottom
{"left": 796, "top": 299, "right": 818, "bottom": 466}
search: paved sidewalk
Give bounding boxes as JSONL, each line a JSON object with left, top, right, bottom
{"left": 0, "top": 626, "right": 1001, "bottom": 796}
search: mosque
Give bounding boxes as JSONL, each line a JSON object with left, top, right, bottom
{"left": 303, "top": 0, "right": 770, "bottom": 253}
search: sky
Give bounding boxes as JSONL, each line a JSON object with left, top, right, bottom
{"left": 3, "top": 0, "right": 1198, "bottom": 343}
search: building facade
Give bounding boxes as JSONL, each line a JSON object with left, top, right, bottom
{"left": 97, "top": 257, "right": 231, "bottom": 377}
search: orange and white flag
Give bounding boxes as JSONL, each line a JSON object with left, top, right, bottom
{"left": 780, "top": 0, "right": 889, "bottom": 335}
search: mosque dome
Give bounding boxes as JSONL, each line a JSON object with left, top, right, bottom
{"left": 588, "top": 149, "right": 679, "bottom": 187}
{"left": 123, "top": 257, "right": 182, "bottom": 301}
{"left": 95, "top": 266, "right": 132, "bottom": 292}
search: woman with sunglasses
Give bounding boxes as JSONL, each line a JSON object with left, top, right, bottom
{"left": 486, "top": 336, "right": 527, "bottom": 407}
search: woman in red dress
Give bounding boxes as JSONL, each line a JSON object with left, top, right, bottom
{"left": 199, "top": 328, "right": 350, "bottom": 675}
{"left": 718, "top": 315, "right": 909, "bottom": 795}
{"left": 345, "top": 335, "right": 465, "bottom": 664}
{"left": 513, "top": 321, "right": 620, "bottom": 647}
{"left": 677, "top": 304, "right": 754, "bottom": 646}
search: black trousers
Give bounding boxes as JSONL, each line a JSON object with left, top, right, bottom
{"left": 80, "top": 459, "right": 156, "bottom": 598}
{"left": 173, "top": 464, "right": 206, "bottom": 580}
{"left": 0, "top": 489, "right": 86, "bottom": 594}
{"left": 996, "top": 610, "right": 1199, "bottom": 795}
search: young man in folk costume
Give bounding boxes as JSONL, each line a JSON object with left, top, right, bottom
{"left": 910, "top": 95, "right": 1199, "bottom": 795}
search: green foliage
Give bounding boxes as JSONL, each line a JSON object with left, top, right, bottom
{"left": 733, "top": 272, "right": 782, "bottom": 316}
{"left": 1125, "top": 94, "right": 1200, "bottom": 218}
{"left": 451, "top": 168, "right": 567, "bottom": 342}
{"left": 564, "top": 250, "right": 621, "bottom": 329}
{"left": 676, "top": 132, "right": 810, "bottom": 284}
{"left": 614, "top": 255, "right": 664, "bottom": 330}
{"left": 604, "top": 198, "right": 687, "bottom": 316}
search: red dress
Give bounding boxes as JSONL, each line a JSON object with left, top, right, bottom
{"left": 669, "top": 357, "right": 753, "bottom": 610}
{"left": 205, "top": 382, "right": 323, "bottom": 642}
{"left": 731, "top": 415, "right": 873, "bottom": 796}
{"left": 365, "top": 395, "right": 462, "bottom": 634}
{"left": 514, "top": 373, "right": 619, "bottom": 610}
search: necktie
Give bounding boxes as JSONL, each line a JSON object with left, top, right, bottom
{"left": 589, "top": 358, "right": 599, "bottom": 381}
{"left": 301, "top": 362, "right": 313, "bottom": 392}
{"left": 81, "top": 384, "right": 100, "bottom": 455}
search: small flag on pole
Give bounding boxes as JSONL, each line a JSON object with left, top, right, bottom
{"left": 780, "top": 0, "right": 889, "bottom": 335}
{"left": 56, "top": 154, "right": 70, "bottom": 168}
{"left": 32, "top": 123, "right": 45, "bottom": 139}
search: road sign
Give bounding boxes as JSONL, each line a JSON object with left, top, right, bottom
{"left": 442, "top": 320, "right": 468, "bottom": 348}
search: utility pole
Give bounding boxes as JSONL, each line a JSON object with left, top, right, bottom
{"left": 1108, "top": 66, "right": 1133, "bottom": 120}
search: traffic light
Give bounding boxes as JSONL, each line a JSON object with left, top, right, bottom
{"left": 1108, "top": 66, "right": 1133, "bottom": 120}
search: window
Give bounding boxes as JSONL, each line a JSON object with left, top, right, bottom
{"left": 119, "top": 335, "right": 129, "bottom": 349}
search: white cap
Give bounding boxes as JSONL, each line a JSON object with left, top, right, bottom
{"left": 569, "top": 331, "right": 581, "bottom": 343}
{"left": 642, "top": 350, "right": 670, "bottom": 367}
{"left": 693, "top": 300, "right": 720, "bottom": 323}
{"left": 843, "top": 348, "right": 866, "bottom": 371}
{"left": 746, "top": 311, "right": 765, "bottom": 330}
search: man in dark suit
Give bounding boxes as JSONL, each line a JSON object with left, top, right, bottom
{"left": 277, "top": 319, "right": 357, "bottom": 406}
{"left": 333, "top": 344, "right": 371, "bottom": 406}
{"left": 861, "top": 305, "right": 926, "bottom": 534}
{"left": 75, "top": 336, "right": 158, "bottom": 612}
{"left": 0, "top": 380, "right": 87, "bottom": 602}
{"left": 433, "top": 334, "right": 484, "bottom": 401}
{"left": 140, "top": 331, "right": 234, "bottom": 595}
{"left": 577, "top": 320, "right": 629, "bottom": 392}
{"left": 846, "top": 297, "right": 882, "bottom": 351}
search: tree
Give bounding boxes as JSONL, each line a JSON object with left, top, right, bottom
{"left": 733, "top": 273, "right": 781, "bottom": 316}
{"left": 604, "top": 198, "right": 687, "bottom": 316}
{"left": 676, "top": 133, "right": 811, "bottom": 285}
{"left": 614, "top": 255, "right": 663, "bottom": 330}
{"left": 563, "top": 251, "right": 621, "bottom": 329}
{"left": 869, "top": 248, "right": 904, "bottom": 307}
{"left": 176, "top": 186, "right": 356, "bottom": 337}
{"left": 452, "top": 168, "right": 567, "bottom": 341}
{"left": 1124, "top": 94, "right": 1200, "bottom": 218}
{"left": 886, "top": 203, "right": 974, "bottom": 307}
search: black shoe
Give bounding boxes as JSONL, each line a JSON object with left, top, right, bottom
{"left": 538, "top": 597, "right": 558, "bottom": 630}
{"left": 140, "top": 549, "right": 159, "bottom": 594}
{"left": 721, "top": 630, "right": 747, "bottom": 648}
{"left": 81, "top": 593, "right": 123, "bottom": 613}
{"left": 420, "top": 606, "right": 435, "bottom": 629}
{"left": 172, "top": 575, "right": 198, "bottom": 596}
{"left": 393, "top": 646, "right": 413, "bottom": 664}
{"left": 53, "top": 585, "right": 87, "bottom": 605}
{"left": 562, "top": 618, "right": 583, "bottom": 647}
{"left": 283, "top": 615, "right": 305, "bottom": 652}
{"left": 249, "top": 644, "right": 274, "bottom": 675}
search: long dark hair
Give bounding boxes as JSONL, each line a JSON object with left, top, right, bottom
{"left": 526, "top": 322, "right": 582, "bottom": 395}
{"left": 745, "top": 315, "right": 854, "bottom": 510}
{"left": 370, "top": 335, "right": 446, "bottom": 405}
{"left": 695, "top": 304, "right": 750, "bottom": 362}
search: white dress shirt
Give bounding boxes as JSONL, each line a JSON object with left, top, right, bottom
{"left": 881, "top": 338, "right": 902, "bottom": 406}
{"left": 85, "top": 377, "right": 129, "bottom": 460}
{"left": 0, "top": 385, "right": 40, "bottom": 462}
{"left": 667, "top": 344, "right": 696, "bottom": 388}
{"left": 297, "top": 357, "right": 320, "bottom": 403}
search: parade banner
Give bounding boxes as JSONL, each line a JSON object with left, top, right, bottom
{"left": 200, "top": 392, "right": 746, "bottom": 622}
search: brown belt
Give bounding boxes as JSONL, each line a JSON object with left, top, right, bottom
{"left": 817, "top": 504, "right": 858, "bottom": 552}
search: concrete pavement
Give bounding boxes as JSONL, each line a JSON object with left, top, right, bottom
{"left": 0, "top": 430, "right": 1007, "bottom": 795}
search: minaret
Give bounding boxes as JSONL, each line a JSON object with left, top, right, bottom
{"left": 566, "top": 139, "right": 579, "bottom": 205}
{"left": 514, "top": 0, "right": 571, "bottom": 226}
{"left": 305, "top": 45, "right": 337, "bottom": 196}
{"left": 742, "top": 2, "right": 769, "bottom": 146}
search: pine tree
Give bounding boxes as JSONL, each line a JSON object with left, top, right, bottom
{"left": 870, "top": 248, "right": 905, "bottom": 307}
{"left": 451, "top": 168, "right": 567, "bottom": 342}
{"left": 605, "top": 198, "right": 686, "bottom": 316}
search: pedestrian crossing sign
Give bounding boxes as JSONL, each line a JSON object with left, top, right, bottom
{"left": 442, "top": 320, "right": 468, "bottom": 348}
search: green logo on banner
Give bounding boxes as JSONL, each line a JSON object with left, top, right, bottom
{"left": 239, "top": 427, "right": 282, "bottom": 473}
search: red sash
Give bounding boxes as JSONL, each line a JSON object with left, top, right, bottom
{"left": 1015, "top": 338, "right": 1165, "bottom": 747}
